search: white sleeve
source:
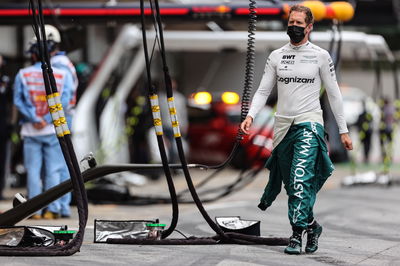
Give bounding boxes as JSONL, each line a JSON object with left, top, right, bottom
{"left": 320, "top": 51, "right": 349, "bottom": 134}
{"left": 247, "top": 53, "right": 277, "bottom": 119}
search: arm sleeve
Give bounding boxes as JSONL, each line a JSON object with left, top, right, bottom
{"left": 247, "top": 53, "right": 277, "bottom": 119}
{"left": 13, "top": 71, "right": 42, "bottom": 123}
{"left": 320, "top": 51, "right": 349, "bottom": 134}
{"left": 60, "top": 71, "right": 73, "bottom": 109}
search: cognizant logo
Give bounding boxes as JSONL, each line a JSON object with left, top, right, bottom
{"left": 277, "top": 76, "right": 315, "bottom": 84}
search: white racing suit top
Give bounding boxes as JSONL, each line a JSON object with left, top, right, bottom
{"left": 247, "top": 41, "right": 348, "bottom": 147}
{"left": 273, "top": 110, "right": 324, "bottom": 149}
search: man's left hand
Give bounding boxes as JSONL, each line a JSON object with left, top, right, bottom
{"left": 340, "top": 133, "right": 353, "bottom": 150}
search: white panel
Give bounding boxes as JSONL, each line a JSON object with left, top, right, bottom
{"left": 0, "top": 26, "right": 17, "bottom": 57}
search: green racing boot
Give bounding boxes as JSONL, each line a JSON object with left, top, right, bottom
{"left": 305, "top": 223, "right": 323, "bottom": 253}
{"left": 284, "top": 231, "right": 303, "bottom": 255}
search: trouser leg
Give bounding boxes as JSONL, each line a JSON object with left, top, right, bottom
{"left": 364, "top": 132, "right": 372, "bottom": 162}
{"left": 24, "top": 137, "right": 43, "bottom": 215}
{"left": 287, "top": 127, "right": 319, "bottom": 230}
{"left": 59, "top": 164, "right": 71, "bottom": 216}
{"left": 42, "top": 134, "right": 63, "bottom": 214}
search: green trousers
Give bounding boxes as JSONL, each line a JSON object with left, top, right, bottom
{"left": 258, "top": 122, "right": 334, "bottom": 230}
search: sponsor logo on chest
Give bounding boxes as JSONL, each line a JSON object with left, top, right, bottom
{"left": 280, "top": 54, "right": 295, "bottom": 65}
{"left": 279, "top": 65, "right": 292, "bottom": 71}
{"left": 277, "top": 75, "right": 315, "bottom": 84}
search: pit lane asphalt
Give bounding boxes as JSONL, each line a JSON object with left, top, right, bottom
{"left": 1, "top": 166, "right": 399, "bottom": 265}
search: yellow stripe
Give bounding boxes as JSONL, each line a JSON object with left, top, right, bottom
{"left": 156, "top": 132, "right": 163, "bottom": 136}
{"left": 57, "top": 132, "right": 64, "bottom": 137}
{"left": 174, "top": 133, "right": 181, "bottom": 138}
{"left": 168, "top": 97, "right": 174, "bottom": 102}
{"left": 152, "top": 105, "right": 160, "bottom": 112}
{"left": 169, "top": 107, "right": 176, "bottom": 115}
{"left": 63, "top": 130, "right": 71, "bottom": 135}
{"left": 56, "top": 103, "right": 63, "bottom": 111}
{"left": 46, "top": 92, "right": 60, "bottom": 99}
{"left": 59, "top": 117, "right": 67, "bottom": 124}
{"left": 153, "top": 118, "right": 162, "bottom": 126}
{"left": 53, "top": 119, "right": 62, "bottom": 127}
{"left": 172, "top": 121, "right": 179, "bottom": 127}
{"left": 49, "top": 105, "right": 58, "bottom": 113}
{"left": 150, "top": 95, "right": 158, "bottom": 100}
{"left": 35, "top": 95, "right": 47, "bottom": 101}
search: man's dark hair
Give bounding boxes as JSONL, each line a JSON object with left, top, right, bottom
{"left": 289, "top": 5, "right": 314, "bottom": 25}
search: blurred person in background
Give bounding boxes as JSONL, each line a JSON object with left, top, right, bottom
{"left": 379, "top": 97, "right": 396, "bottom": 163}
{"left": 356, "top": 100, "right": 373, "bottom": 163}
{"left": 240, "top": 5, "right": 352, "bottom": 255}
{"left": 13, "top": 39, "right": 73, "bottom": 219}
{"left": 0, "top": 55, "right": 12, "bottom": 200}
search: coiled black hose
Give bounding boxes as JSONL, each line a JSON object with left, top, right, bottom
{"left": 241, "top": 0, "right": 257, "bottom": 125}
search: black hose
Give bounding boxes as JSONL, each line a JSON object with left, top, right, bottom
{"left": 139, "top": 0, "right": 179, "bottom": 239}
{"left": 107, "top": 233, "right": 288, "bottom": 245}
{"left": 108, "top": 0, "right": 286, "bottom": 246}
{"left": 334, "top": 22, "right": 342, "bottom": 71}
{"left": 392, "top": 61, "right": 399, "bottom": 100}
{"left": 178, "top": 113, "right": 274, "bottom": 201}
{"left": 241, "top": 0, "right": 257, "bottom": 123}
{"left": 154, "top": 0, "right": 286, "bottom": 245}
{"left": 0, "top": 163, "right": 210, "bottom": 227}
{"left": 152, "top": 0, "right": 230, "bottom": 240}
{"left": 37, "top": 0, "right": 89, "bottom": 244}
{"left": 0, "top": 0, "right": 88, "bottom": 256}
{"left": 201, "top": 0, "right": 258, "bottom": 171}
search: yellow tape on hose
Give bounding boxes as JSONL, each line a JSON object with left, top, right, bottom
{"left": 150, "top": 94, "right": 163, "bottom": 135}
{"left": 168, "top": 97, "right": 181, "bottom": 138}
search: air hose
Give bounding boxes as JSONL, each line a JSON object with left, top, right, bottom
{"left": 334, "top": 22, "right": 343, "bottom": 71}
{"left": 139, "top": 0, "right": 178, "bottom": 239}
{"left": 202, "top": 0, "right": 258, "bottom": 171}
{"left": 241, "top": 0, "right": 257, "bottom": 123}
{"left": 148, "top": 0, "right": 232, "bottom": 241}
{"left": 109, "top": 0, "right": 287, "bottom": 245}
{"left": 0, "top": 0, "right": 88, "bottom": 256}
{"left": 153, "top": 0, "right": 287, "bottom": 245}
{"left": 138, "top": 0, "right": 259, "bottom": 201}
{"left": 176, "top": 114, "right": 274, "bottom": 203}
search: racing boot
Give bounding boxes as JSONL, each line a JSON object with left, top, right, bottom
{"left": 305, "top": 221, "right": 323, "bottom": 253}
{"left": 284, "top": 230, "right": 303, "bottom": 255}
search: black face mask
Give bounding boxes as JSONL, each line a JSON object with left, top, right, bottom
{"left": 287, "top": 25, "right": 306, "bottom": 44}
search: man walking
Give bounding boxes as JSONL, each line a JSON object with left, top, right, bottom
{"left": 240, "top": 5, "right": 352, "bottom": 254}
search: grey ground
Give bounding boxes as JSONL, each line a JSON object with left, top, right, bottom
{"left": 1, "top": 165, "right": 399, "bottom": 266}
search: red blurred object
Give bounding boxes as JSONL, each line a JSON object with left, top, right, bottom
{"left": 187, "top": 101, "right": 274, "bottom": 169}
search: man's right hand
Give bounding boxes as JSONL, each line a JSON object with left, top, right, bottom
{"left": 240, "top": 116, "right": 253, "bottom": 135}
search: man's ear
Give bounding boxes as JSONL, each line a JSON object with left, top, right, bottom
{"left": 307, "top": 23, "right": 314, "bottom": 33}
